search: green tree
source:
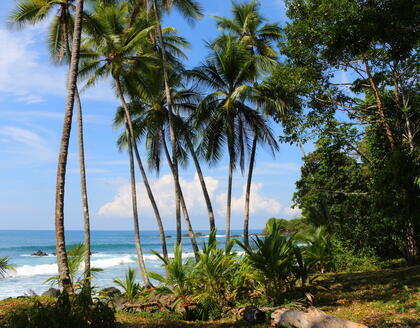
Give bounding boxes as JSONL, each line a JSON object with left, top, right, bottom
{"left": 0, "top": 257, "right": 14, "bottom": 278}
{"left": 190, "top": 37, "right": 276, "bottom": 247}
{"left": 79, "top": 2, "right": 156, "bottom": 287}
{"left": 214, "top": 0, "right": 282, "bottom": 247}
{"left": 10, "top": 0, "right": 92, "bottom": 291}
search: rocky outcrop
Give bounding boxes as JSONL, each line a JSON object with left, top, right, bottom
{"left": 241, "top": 306, "right": 266, "bottom": 324}
{"left": 271, "top": 307, "right": 368, "bottom": 328}
{"left": 42, "top": 288, "right": 60, "bottom": 297}
{"left": 31, "top": 250, "right": 48, "bottom": 256}
{"left": 100, "top": 287, "right": 121, "bottom": 296}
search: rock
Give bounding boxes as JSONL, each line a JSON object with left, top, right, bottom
{"left": 195, "top": 232, "right": 203, "bottom": 237}
{"left": 271, "top": 307, "right": 368, "bottom": 328}
{"left": 231, "top": 234, "right": 241, "bottom": 238}
{"left": 109, "top": 296, "right": 129, "bottom": 312}
{"left": 31, "top": 250, "right": 48, "bottom": 256}
{"left": 42, "top": 288, "right": 60, "bottom": 297}
{"left": 241, "top": 306, "right": 266, "bottom": 324}
{"left": 166, "top": 235, "right": 172, "bottom": 238}
{"left": 101, "top": 287, "right": 121, "bottom": 296}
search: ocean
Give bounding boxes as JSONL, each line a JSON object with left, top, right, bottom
{"left": 0, "top": 229, "right": 257, "bottom": 299}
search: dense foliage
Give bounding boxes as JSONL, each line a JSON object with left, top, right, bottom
{"left": 1, "top": 288, "right": 116, "bottom": 328}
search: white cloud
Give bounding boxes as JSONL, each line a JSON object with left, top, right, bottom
{"left": 0, "top": 28, "right": 117, "bottom": 104}
{"left": 0, "top": 125, "right": 54, "bottom": 163}
{"left": 98, "top": 173, "right": 219, "bottom": 220}
{"left": 98, "top": 173, "right": 297, "bottom": 224}
{"left": 215, "top": 182, "right": 282, "bottom": 216}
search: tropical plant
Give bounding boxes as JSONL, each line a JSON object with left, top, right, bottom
{"left": 214, "top": 0, "right": 282, "bottom": 247}
{"left": 147, "top": 0, "right": 203, "bottom": 245}
{"left": 113, "top": 65, "right": 201, "bottom": 260}
{"left": 45, "top": 243, "right": 102, "bottom": 288}
{"left": 79, "top": 1, "right": 156, "bottom": 287}
{"left": 192, "top": 230, "right": 237, "bottom": 306}
{"left": 0, "top": 257, "right": 14, "bottom": 278}
{"left": 2, "top": 286, "right": 116, "bottom": 328}
{"left": 114, "top": 268, "right": 144, "bottom": 302}
{"left": 237, "top": 221, "right": 298, "bottom": 304}
{"left": 190, "top": 36, "right": 277, "bottom": 247}
{"left": 147, "top": 242, "right": 193, "bottom": 299}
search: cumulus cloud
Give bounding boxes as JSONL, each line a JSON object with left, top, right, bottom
{"left": 98, "top": 174, "right": 219, "bottom": 219}
{"left": 216, "top": 183, "right": 283, "bottom": 216}
{"left": 98, "top": 173, "right": 298, "bottom": 224}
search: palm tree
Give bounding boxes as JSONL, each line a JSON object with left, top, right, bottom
{"left": 114, "top": 67, "right": 203, "bottom": 260}
{"left": 10, "top": 0, "right": 93, "bottom": 288}
{"left": 215, "top": 0, "right": 281, "bottom": 246}
{"left": 0, "top": 257, "right": 14, "bottom": 278}
{"left": 78, "top": 2, "right": 156, "bottom": 287}
{"left": 189, "top": 37, "right": 277, "bottom": 247}
{"left": 146, "top": 0, "right": 203, "bottom": 244}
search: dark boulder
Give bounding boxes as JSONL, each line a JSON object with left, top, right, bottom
{"left": 101, "top": 287, "right": 121, "bottom": 296}
{"left": 31, "top": 250, "right": 48, "bottom": 256}
{"left": 241, "top": 306, "right": 266, "bottom": 324}
{"left": 42, "top": 288, "right": 60, "bottom": 297}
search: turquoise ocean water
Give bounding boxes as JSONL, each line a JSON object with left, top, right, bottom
{"left": 0, "top": 230, "right": 256, "bottom": 299}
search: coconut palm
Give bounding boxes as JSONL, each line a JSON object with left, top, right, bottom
{"left": 145, "top": 0, "right": 203, "bottom": 244}
{"left": 215, "top": 0, "right": 282, "bottom": 246}
{"left": 10, "top": 0, "right": 93, "bottom": 288}
{"left": 113, "top": 68, "right": 202, "bottom": 260}
{"left": 0, "top": 257, "right": 14, "bottom": 278}
{"left": 189, "top": 37, "right": 277, "bottom": 247}
{"left": 78, "top": 2, "right": 157, "bottom": 287}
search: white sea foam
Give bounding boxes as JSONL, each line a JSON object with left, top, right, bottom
{"left": 7, "top": 255, "right": 136, "bottom": 278}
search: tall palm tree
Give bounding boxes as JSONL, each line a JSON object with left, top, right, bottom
{"left": 146, "top": 0, "right": 203, "bottom": 244}
{"left": 215, "top": 0, "right": 281, "bottom": 246}
{"left": 10, "top": 0, "right": 93, "bottom": 287}
{"left": 79, "top": 2, "right": 156, "bottom": 287}
{"left": 189, "top": 37, "right": 278, "bottom": 247}
{"left": 114, "top": 67, "right": 202, "bottom": 260}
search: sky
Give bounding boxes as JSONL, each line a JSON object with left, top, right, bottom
{"left": 0, "top": 0, "right": 306, "bottom": 231}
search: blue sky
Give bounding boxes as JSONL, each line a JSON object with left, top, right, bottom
{"left": 0, "top": 0, "right": 306, "bottom": 231}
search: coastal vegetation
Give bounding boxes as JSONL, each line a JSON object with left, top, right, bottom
{"left": 1, "top": 0, "right": 419, "bottom": 327}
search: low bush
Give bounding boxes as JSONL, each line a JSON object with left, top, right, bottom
{"left": 1, "top": 287, "right": 116, "bottom": 328}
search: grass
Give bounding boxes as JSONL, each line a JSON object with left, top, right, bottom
{"left": 0, "top": 265, "right": 418, "bottom": 327}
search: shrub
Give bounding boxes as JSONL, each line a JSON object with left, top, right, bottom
{"left": 114, "top": 268, "right": 144, "bottom": 302}
{"left": 1, "top": 287, "right": 116, "bottom": 328}
{"left": 330, "top": 236, "right": 381, "bottom": 272}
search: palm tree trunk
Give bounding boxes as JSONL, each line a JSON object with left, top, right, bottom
{"left": 226, "top": 151, "right": 234, "bottom": 248}
{"left": 151, "top": 0, "right": 182, "bottom": 245}
{"left": 64, "top": 19, "right": 91, "bottom": 290}
{"left": 186, "top": 137, "right": 215, "bottom": 231}
{"left": 114, "top": 77, "right": 152, "bottom": 287}
{"left": 161, "top": 130, "right": 200, "bottom": 261}
{"left": 132, "top": 142, "right": 168, "bottom": 261}
{"left": 75, "top": 90, "right": 91, "bottom": 288}
{"left": 54, "top": 0, "right": 84, "bottom": 293}
{"left": 243, "top": 133, "right": 257, "bottom": 247}
{"left": 125, "top": 125, "right": 152, "bottom": 288}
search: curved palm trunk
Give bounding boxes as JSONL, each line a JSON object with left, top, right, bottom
{"left": 186, "top": 137, "right": 215, "bottom": 231}
{"left": 226, "top": 152, "right": 234, "bottom": 248}
{"left": 151, "top": 0, "right": 182, "bottom": 245}
{"left": 125, "top": 125, "right": 152, "bottom": 288}
{"left": 243, "top": 133, "right": 257, "bottom": 247}
{"left": 115, "top": 77, "right": 152, "bottom": 287}
{"left": 132, "top": 143, "right": 168, "bottom": 261}
{"left": 64, "top": 27, "right": 91, "bottom": 290}
{"left": 75, "top": 90, "right": 91, "bottom": 288}
{"left": 54, "top": 0, "right": 84, "bottom": 293}
{"left": 161, "top": 131, "right": 200, "bottom": 261}
{"left": 63, "top": 9, "right": 91, "bottom": 289}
